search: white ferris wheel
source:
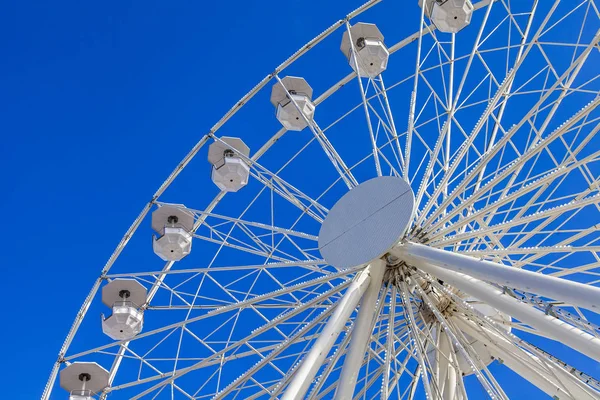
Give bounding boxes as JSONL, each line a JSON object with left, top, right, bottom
{"left": 44, "top": 0, "right": 600, "bottom": 399}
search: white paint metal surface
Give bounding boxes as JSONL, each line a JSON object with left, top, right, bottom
{"left": 431, "top": 0, "right": 474, "bottom": 34}
{"left": 455, "top": 318, "right": 600, "bottom": 400}
{"left": 334, "top": 258, "right": 385, "bottom": 399}
{"left": 102, "top": 304, "right": 144, "bottom": 340}
{"left": 152, "top": 227, "right": 192, "bottom": 261}
{"left": 151, "top": 204, "right": 194, "bottom": 233}
{"left": 400, "top": 242, "right": 600, "bottom": 311}
{"left": 270, "top": 76, "right": 314, "bottom": 106}
{"left": 60, "top": 362, "right": 110, "bottom": 394}
{"left": 276, "top": 94, "right": 315, "bottom": 131}
{"left": 44, "top": 1, "right": 600, "bottom": 399}
{"left": 340, "top": 22, "right": 384, "bottom": 58}
{"left": 416, "top": 261, "right": 600, "bottom": 362}
{"left": 319, "top": 176, "right": 414, "bottom": 269}
{"left": 282, "top": 265, "right": 372, "bottom": 400}
{"left": 101, "top": 279, "right": 147, "bottom": 308}
{"left": 207, "top": 136, "right": 250, "bottom": 165}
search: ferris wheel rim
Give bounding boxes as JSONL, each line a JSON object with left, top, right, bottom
{"left": 44, "top": 0, "right": 600, "bottom": 399}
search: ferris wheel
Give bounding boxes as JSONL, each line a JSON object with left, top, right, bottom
{"left": 44, "top": 0, "right": 600, "bottom": 399}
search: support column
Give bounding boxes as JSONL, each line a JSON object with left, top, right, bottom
{"left": 398, "top": 242, "right": 600, "bottom": 311}
{"left": 443, "top": 358, "right": 457, "bottom": 400}
{"left": 334, "top": 259, "right": 386, "bottom": 399}
{"left": 455, "top": 317, "right": 599, "bottom": 400}
{"left": 282, "top": 264, "right": 373, "bottom": 400}
{"left": 439, "top": 332, "right": 457, "bottom": 400}
{"left": 413, "top": 261, "right": 600, "bottom": 362}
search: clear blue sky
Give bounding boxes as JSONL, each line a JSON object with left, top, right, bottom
{"left": 0, "top": 0, "right": 367, "bottom": 396}
{"left": 1, "top": 1, "right": 597, "bottom": 398}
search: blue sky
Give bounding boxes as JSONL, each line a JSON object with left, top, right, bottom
{"left": 1, "top": 1, "right": 598, "bottom": 398}
{"left": 0, "top": 1, "right": 368, "bottom": 396}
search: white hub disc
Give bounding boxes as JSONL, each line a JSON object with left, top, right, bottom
{"left": 318, "top": 176, "right": 415, "bottom": 269}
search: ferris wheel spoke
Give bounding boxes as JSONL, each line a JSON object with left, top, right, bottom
{"left": 344, "top": 21, "right": 386, "bottom": 177}
{"left": 471, "top": 98, "right": 599, "bottom": 230}
{"left": 431, "top": 189, "right": 600, "bottom": 248}
{"left": 381, "top": 285, "right": 397, "bottom": 399}
{"left": 303, "top": 328, "right": 354, "bottom": 399}
{"left": 49, "top": 2, "right": 600, "bottom": 399}
{"left": 413, "top": 281, "right": 508, "bottom": 399}
{"left": 503, "top": 178, "right": 600, "bottom": 252}
{"left": 401, "top": 241, "right": 600, "bottom": 311}
{"left": 405, "top": 1, "right": 431, "bottom": 182}
{"left": 455, "top": 316, "right": 600, "bottom": 399}
{"left": 420, "top": 269, "right": 600, "bottom": 398}
{"left": 106, "top": 260, "right": 328, "bottom": 279}
{"left": 473, "top": 183, "right": 597, "bottom": 259}
{"left": 351, "top": 365, "right": 386, "bottom": 400}
{"left": 413, "top": 1, "right": 498, "bottom": 219}
{"left": 415, "top": 261, "right": 600, "bottom": 362}
{"left": 247, "top": 167, "right": 327, "bottom": 223}
{"left": 376, "top": 76, "right": 405, "bottom": 171}
{"left": 502, "top": 226, "right": 600, "bottom": 276}
{"left": 212, "top": 297, "right": 340, "bottom": 399}
{"left": 348, "top": 331, "right": 394, "bottom": 400}
{"left": 461, "top": 244, "right": 600, "bottom": 260}
{"left": 503, "top": 289, "right": 600, "bottom": 339}
{"left": 115, "top": 278, "right": 354, "bottom": 398}
{"left": 427, "top": 148, "right": 600, "bottom": 239}
{"left": 211, "top": 135, "right": 329, "bottom": 222}
{"left": 308, "top": 308, "right": 408, "bottom": 400}
{"left": 509, "top": 217, "right": 597, "bottom": 268}
{"left": 385, "top": 351, "right": 416, "bottom": 400}
{"left": 305, "top": 118, "right": 359, "bottom": 189}
{"left": 369, "top": 103, "right": 401, "bottom": 176}
{"left": 273, "top": 74, "right": 358, "bottom": 189}
{"left": 165, "top": 204, "right": 319, "bottom": 242}
{"left": 192, "top": 230, "right": 303, "bottom": 264}
{"left": 399, "top": 278, "right": 439, "bottom": 399}
{"left": 314, "top": 324, "right": 388, "bottom": 400}
{"left": 191, "top": 205, "right": 320, "bottom": 265}
{"left": 215, "top": 316, "right": 338, "bottom": 397}
{"left": 418, "top": 5, "right": 598, "bottom": 230}
{"left": 198, "top": 177, "right": 325, "bottom": 274}
{"left": 486, "top": 319, "right": 555, "bottom": 340}
{"left": 448, "top": 3, "right": 540, "bottom": 222}
{"left": 66, "top": 269, "right": 356, "bottom": 363}
{"left": 198, "top": 272, "right": 295, "bottom": 345}
{"left": 204, "top": 220, "right": 315, "bottom": 261}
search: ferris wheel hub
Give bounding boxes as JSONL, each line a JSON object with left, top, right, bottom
{"left": 318, "top": 176, "right": 414, "bottom": 269}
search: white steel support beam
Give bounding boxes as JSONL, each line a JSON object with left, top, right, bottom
{"left": 282, "top": 264, "right": 374, "bottom": 400}
{"left": 398, "top": 242, "right": 600, "bottom": 311}
{"left": 413, "top": 281, "right": 506, "bottom": 399}
{"left": 438, "top": 331, "right": 457, "bottom": 400}
{"left": 381, "top": 285, "right": 397, "bottom": 400}
{"left": 454, "top": 318, "right": 600, "bottom": 400}
{"left": 399, "top": 283, "right": 436, "bottom": 400}
{"left": 334, "top": 259, "right": 386, "bottom": 399}
{"left": 345, "top": 22, "right": 382, "bottom": 177}
{"left": 274, "top": 74, "right": 358, "bottom": 190}
{"left": 412, "top": 261, "right": 600, "bottom": 362}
